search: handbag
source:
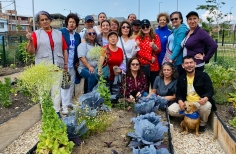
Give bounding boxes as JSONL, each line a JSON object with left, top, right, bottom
{"left": 95, "top": 47, "right": 110, "bottom": 79}
{"left": 120, "top": 37, "right": 129, "bottom": 66}
{"left": 162, "top": 40, "right": 175, "bottom": 64}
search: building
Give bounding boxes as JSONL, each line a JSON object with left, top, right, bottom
{"left": 0, "top": 18, "right": 7, "bottom": 33}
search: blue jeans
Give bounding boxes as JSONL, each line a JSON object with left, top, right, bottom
{"left": 80, "top": 68, "right": 97, "bottom": 92}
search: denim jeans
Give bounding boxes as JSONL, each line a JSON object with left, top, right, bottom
{"left": 80, "top": 68, "right": 97, "bottom": 92}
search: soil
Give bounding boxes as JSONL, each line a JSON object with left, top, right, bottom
{"left": 0, "top": 91, "right": 34, "bottom": 124}
{"left": 215, "top": 104, "right": 236, "bottom": 139}
{"left": 72, "top": 108, "right": 170, "bottom": 154}
{"left": 0, "top": 67, "right": 25, "bottom": 76}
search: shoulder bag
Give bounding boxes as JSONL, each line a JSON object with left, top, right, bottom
{"left": 120, "top": 37, "right": 129, "bottom": 66}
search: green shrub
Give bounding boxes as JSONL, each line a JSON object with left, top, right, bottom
{"left": 0, "top": 78, "right": 12, "bottom": 107}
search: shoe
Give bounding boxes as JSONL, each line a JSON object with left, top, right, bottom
{"left": 56, "top": 112, "right": 61, "bottom": 119}
{"left": 199, "top": 126, "right": 206, "bottom": 132}
{"left": 62, "top": 108, "right": 69, "bottom": 115}
{"left": 68, "top": 104, "right": 75, "bottom": 110}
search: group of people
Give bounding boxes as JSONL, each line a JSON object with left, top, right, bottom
{"left": 26, "top": 10, "right": 218, "bottom": 132}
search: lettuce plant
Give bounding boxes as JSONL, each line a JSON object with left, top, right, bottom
{"left": 127, "top": 119, "right": 168, "bottom": 148}
{"left": 133, "top": 145, "right": 169, "bottom": 154}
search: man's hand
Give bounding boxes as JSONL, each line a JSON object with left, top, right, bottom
{"left": 198, "top": 97, "right": 208, "bottom": 105}
{"left": 88, "top": 66, "right": 94, "bottom": 74}
{"left": 178, "top": 100, "right": 185, "bottom": 110}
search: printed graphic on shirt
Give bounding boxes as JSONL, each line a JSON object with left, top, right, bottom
{"left": 186, "top": 76, "right": 200, "bottom": 102}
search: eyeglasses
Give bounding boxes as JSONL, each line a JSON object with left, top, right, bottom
{"left": 131, "top": 63, "right": 139, "bottom": 66}
{"left": 88, "top": 32, "right": 96, "bottom": 36}
{"left": 171, "top": 18, "right": 179, "bottom": 21}
{"left": 122, "top": 26, "right": 130, "bottom": 29}
{"left": 142, "top": 25, "right": 150, "bottom": 29}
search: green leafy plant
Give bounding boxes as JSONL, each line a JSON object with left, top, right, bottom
{"left": 75, "top": 107, "right": 115, "bottom": 139}
{"left": 0, "top": 78, "right": 12, "bottom": 107}
{"left": 205, "top": 63, "right": 236, "bottom": 104}
{"left": 18, "top": 41, "right": 35, "bottom": 65}
{"left": 229, "top": 117, "right": 236, "bottom": 127}
{"left": 36, "top": 94, "right": 74, "bottom": 154}
{"left": 97, "top": 75, "right": 112, "bottom": 108}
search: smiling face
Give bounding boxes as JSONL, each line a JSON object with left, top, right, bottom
{"left": 141, "top": 24, "right": 151, "bottom": 34}
{"left": 170, "top": 13, "right": 182, "bottom": 28}
{"left": 121, "top": 23, "right": 130, "bottom": 35}
{"left": 67, "top": 18, "right": 76, "bottom": 31}
{"left": 101, "top": 21, "right": 110, "bottom": 33}
{"left": 187, "top": 15, "right": 199, "bottom": 30}
{"left": 85, "top": 20, "right": 94, "bottom": 29}
{"left": 128, "top": 14, "right": 136, "bottom": 23}
{"left": 110, "top": 21, "right": 118, "bottom": 31}
{"left": 158, "top": 16, "right": 168, "bottom": 28}
{"left": 182, "top": 58, "right": 196, "bottom": 73}
{"left": 39, "top": 14, "right": 51, "bottom": 30}
{"left": 85, "top": 29, "right": 96, "bottom": 42}
{"left": 130, "top": 59, "right": 140, "bottom": 71}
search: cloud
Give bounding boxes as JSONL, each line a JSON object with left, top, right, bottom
{"left": 201, "top": 10, "right": 235, "bottom": 23}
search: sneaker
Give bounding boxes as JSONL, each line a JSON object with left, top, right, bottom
{"left": 62, "top": 108, "right": 69, "bottom": 115}
{"left": 56, "top": 112, "right": 61, "bottom": 119}
{"left": 199, "top": 126, "right": 206, "bottom": 132}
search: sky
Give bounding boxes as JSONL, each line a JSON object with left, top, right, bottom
{"left": 1, "top": 0, "right": 236, "bottom": 24}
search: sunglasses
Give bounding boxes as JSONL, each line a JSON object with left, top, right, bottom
{"left": 171, "top": 18, "right": 179, "bottom": 21}
{"left": 131, "top": 63, "right": 139, "bottom": 66}
{"left": 142, "top": 25, "right": 150, "bottom": 29}
{"left": 88, "top": 32, "right": 96, "bottom": 36}
{"left": 122, "top": 26, "right": 130, "bottom": 29}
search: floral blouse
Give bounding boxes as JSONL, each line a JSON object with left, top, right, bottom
{"left": 120, "top": 73, "right": 148, "bottom": 97}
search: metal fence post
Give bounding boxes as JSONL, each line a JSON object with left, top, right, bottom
{"left": 20, "top": 36, "right": 22, "bottom": 43}
{"left": 2, "top": 36, "right": 6, "bottom": 67}
{"left": 214, "top": 39, "right": 218, "bottom": 63}
{"left": 222, "top": 29, "right": 224, "bottom": 46}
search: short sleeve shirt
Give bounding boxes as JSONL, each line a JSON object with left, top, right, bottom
{"left": 153, "top": 76, "right": 177, "bottom": 96}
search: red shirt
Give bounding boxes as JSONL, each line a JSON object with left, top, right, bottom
{"left": 136, "top": 34, "right": 161, "bottom": 71}
{"left": 104, "top": 46, "right": 124, "bottom": 80}
{"left": 31, "top": 30, "right": 67, "bottom": 51}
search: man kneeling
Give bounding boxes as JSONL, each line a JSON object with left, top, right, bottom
{"left": 168, "top": 55, "right": 217, "bottom": 132}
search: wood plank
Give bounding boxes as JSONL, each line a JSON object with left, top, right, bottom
{"left": 0, "top": 104, "right": 41, "bottom": 152}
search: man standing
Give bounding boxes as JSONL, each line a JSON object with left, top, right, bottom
{"left": 60, "top": 13, "right": 81, "bottom": 114}
{"left": 79, "top": 15, "right": 95, "bottom": 39}
{"left": 127, "top": 13, "right": 136, "bottom": 24}
{"left": 130, "top": 19, "right": 141, "bottom": 39}
{"left": 168, "top": 55, "right": 217, "bottom": 132}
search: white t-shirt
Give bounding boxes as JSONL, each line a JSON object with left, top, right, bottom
{"left": 117, "top": 37, "right": 140, "bottom": 58}
{"left": 68, "top": 32, "right": 75, "bottom": 68}
{"left": 93, "top": 26, "right": 101, "bottom": 35}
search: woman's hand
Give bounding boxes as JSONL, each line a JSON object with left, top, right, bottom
{"left": 89, "top": 66, "right": 94, "bottom": 74}
{"left": 129, "top": 95, "right": 135, "bottom": 101}
{"left": 114, "top": 68, "right": 121, "bottom": 75}
{"left": 135, "top": 40, "right": 140, "bottom": 47}
{"left": 74, "top": 62, "right": 79, "bottom": 68}
{"left": 149, "top": 39, "right": 154, "bottom": 47}
{"left": 64, "top": 64, "right": 68, "bottom": 72}
{"left": 98, "top": 68, "right": 102, "bottom": 75}
{"left": 151, "top": 56, "right": 155, "bottom": 63}
{"left": 26, "top": 29, "right": 32, "bottom": 41}
{"left": 136, "top": 92, "right": 141, "bottom": 97}
{"left": 194, "top": 53, "right": 204, "bottom": 60}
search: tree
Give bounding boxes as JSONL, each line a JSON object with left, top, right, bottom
{"left": 196, "top": 0, "right": 227, "bottom": 40}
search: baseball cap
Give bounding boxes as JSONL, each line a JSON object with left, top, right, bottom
{"left": 140, "top": 19, "right": 150, "bottom": 27}
{"left": 132, "top": 20, "right": 141, "bottom": 25}
{"left": 186, "top": 11, "right": 199, "bottom": 19}
{"left": 85, "top": 15, "right": 94, "bottom": 22}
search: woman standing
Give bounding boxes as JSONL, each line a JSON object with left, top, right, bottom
{"left": 97, "top": 20, "right": 111, "bottom": 46}
{"left": 26, "top": 11, "right": 68, "bottom": 118}
{"left": 110, "top": 19, "right": 119, "bottom": 33}
{"left": 183, "top": 11, "right": 217, "bottom": 71}
{"left": 117, "top": 21, "right": 139, "bottom": 63}
{"left": 60, "top": 13, "right": 81, "bottom": 114}
{"left": 148, "top": 62, "right": 178, "bottom": 106}
{"left": 77, "top": 28, "right": 99, "bottom": 92}
{"left": 94, "top": 12, "right": 107, "bottom": 35}
{"left": 167, "top": 11, "right": 188, "bottom": 75}
{"left": 121, "top": 58, "right": 148, "bottom": 102}
{"left": 136, "top": 19, "right": 161, "bottom": 88}
{"left": 155, "top": 13, "right": 172, "bottom": 66}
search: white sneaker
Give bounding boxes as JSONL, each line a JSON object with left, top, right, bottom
{"left": 62, "top": 107, "right": 69, "bottom": 115}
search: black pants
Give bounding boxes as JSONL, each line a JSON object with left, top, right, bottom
{"left": 150, "top": 71, "right": 159, "bottom": 88}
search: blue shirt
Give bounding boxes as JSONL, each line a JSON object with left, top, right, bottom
{"left": 155, "top": 25, "right": 171, "bottom": 66}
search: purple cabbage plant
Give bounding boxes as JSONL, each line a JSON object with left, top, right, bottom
{"left": 131, "top": 112, "right": 162, "bottom": 125}
{"left": 133, "top": 145, "right": 170, "bottom": 154}
{"left": 127, "top": 118, "right": 168, "bottom": 148}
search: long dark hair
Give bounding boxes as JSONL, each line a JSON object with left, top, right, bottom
{"left": 118, "top": 21, "right": 132, "bottom": 37}
{"left": 159, "top": 62, "right": 178, "bottom": 79}
{"left": 126, "top": 57, "right": 143, "bottom": 78}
